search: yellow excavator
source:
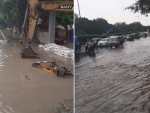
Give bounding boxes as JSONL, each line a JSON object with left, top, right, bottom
{"left": 20, "top": 0, "right": 73, "bottom": 58}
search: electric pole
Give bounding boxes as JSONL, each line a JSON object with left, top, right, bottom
{"left": 136, "top": 16, "right": 140, "bottom": 22}
{"left": 77, "top": 0, "right": 81, "bottom": 17}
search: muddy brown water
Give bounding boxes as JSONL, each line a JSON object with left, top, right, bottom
{"left": 0, "top": 30, "right": 73, "bottom": 113}
{"left": 76, "top": 36, "right": 150, "bottom": 113}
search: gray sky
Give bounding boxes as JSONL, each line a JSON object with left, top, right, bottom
{"left": 74, "top": 0, "right": 150, "bottom": 26}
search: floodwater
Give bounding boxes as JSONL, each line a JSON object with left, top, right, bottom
{"left": 76, "top": 36, "right": 150, "bottom": 113}
{"left": 0, "top": 30, "right": 73, "bottom": 113}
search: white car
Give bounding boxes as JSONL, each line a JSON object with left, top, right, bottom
{"left": 98, "top": 38, "right": 110, "bottom": 47}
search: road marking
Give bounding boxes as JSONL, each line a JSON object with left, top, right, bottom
{"left": 75, "top": 54, "right": 108, "bottom": 68}
{"left": 0, "top": 30, "right": 7, "bottom": 40}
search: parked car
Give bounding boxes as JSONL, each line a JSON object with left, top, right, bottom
{"left": 132, "top": 33, "right": 140, "bottom": 39}
{"left": 138, "top": 32, "right": 142, "bottom": 37}
{"left": 143, "top": 32, "right": 148, "bottom": 37}
{"left": 136, "top": 33, "right": 140, "bottom": 39}
{"left": 138, "top": 32, "right": 145, "bottom": 37}
{"left": 124, "top": 34, "right": 129, "bottom": 40}
{"left": 98, "top": 38, "right": 110, "bottom": 47}
{"left": 127, "top": 34, "right": 134, "bottom": 41}
{"left": 109, "top": 36, "right": 125, "bottom": 48}
{"left": 75, "top": 36, "right": 81, "bottom": 51}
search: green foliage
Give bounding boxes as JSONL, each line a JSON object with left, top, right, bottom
{"left": 0, "top": 0, "right": 27, "bottom": 28}
{"left": 75, "top": 17, "right": 148, "bottom": 36}
{"left": 56, "top": 12, "right": 73, "bottom": 28}
{"left": 126, "top": 0, "right": 150, "bottom": 15}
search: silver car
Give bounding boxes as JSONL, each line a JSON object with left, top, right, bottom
{"left": 98, "top": 38, "right": 110, "bottom": 47}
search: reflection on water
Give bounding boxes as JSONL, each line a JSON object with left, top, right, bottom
{"left": 0, "top": 93, "right": 15, "bottom": 113}
{"left": 0, "top": 40, "right": 7, "bottom": 70}
{"left": 0, "top": 40, "right": 15, "bottom": 113}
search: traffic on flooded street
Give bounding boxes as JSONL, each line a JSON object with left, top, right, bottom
{"left": 75, "top": 34, "right": 150, "bottom": 113}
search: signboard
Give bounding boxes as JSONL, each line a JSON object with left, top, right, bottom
{"left": 107, "top": 29, "right": 113, "bottom": 33}
{"left": 59, "top": 4, "right": 73, "bottom": 9}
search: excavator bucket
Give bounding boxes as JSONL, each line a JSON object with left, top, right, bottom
{"left": 20, "top": 45, "right": 39, "bottom": 58}
{"left": 20, "top": 45, "right": 38, "bottom": 58}
{"left": 20, "top": 0, "right": 38, "bottom": 58}
{"left": 20, "top": 42, "right": 39, "bottom": 59}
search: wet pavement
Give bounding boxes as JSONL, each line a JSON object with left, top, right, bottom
{"left": 0, "top": 30, "right": 73, "bottom": 113}
{"left": 75, "top": 36, "right": 150, "bottom": 113}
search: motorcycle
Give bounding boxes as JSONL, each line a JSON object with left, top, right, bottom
{"left": 86, "top": 45, "right": 95, "bottom": 53}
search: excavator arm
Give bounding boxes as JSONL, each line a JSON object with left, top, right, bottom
{"left": 20, "top": 0, "right": 73, "bottom": 58}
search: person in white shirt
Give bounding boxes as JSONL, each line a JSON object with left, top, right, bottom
{"left": 85, "top": 39, "right": 89, "bottom": 52}
{"left": 90, "top": 40, "right": 95, "bottom": 52}
{"left": 37, "top": 17, "right": 43, "bottom": 29}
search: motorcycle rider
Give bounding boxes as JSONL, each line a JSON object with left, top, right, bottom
{"left": 90, "top": 40, "right": 95, "bottom": 52}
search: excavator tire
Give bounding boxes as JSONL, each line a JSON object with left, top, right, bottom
{"left": 20, "top": 46, "right": 38, "bottom": 58}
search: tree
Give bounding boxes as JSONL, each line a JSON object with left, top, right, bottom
{"left": 75, "top": 16, "right": 147, "bottom": 36}
{"left": 126, "top": 0, "right": 150, "bottom": 16}
{"left": 0, "top": 0, "right": 27, "bottom": 28}
{"left": 56, "top": 12, "right": 73, "bottom": 37}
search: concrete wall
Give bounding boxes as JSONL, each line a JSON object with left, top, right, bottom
{"left": 36, "top": 11, "right": 56, "bottom": 44}
{"left": 38, "top": 31, "right": 50, "bottom": 44}
{"left": 37, "top": 29, "right": 66, "bottom": 44}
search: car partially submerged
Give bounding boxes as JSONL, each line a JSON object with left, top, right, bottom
{"left": 132, "top": 33, "right": 140, "bottom": 39}
{"left": 109, "top": 36, "right": 125, "bottom": 48}
{"left": 138, "top": 32, "right": 148, "bottom": 37}
{"left": 126, "top": 34, "right": 134, "bottom": 41}
{"left": 143, "top": 32, "right": 148, "bottom": 37}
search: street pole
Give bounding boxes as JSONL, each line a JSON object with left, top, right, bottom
{"left": 77, "top": 0, "right": 81, "bottom": 17}
{"left": 136, "top": 16, "right": 140, "bottom": 22}
{"left": 145, "top": 19, "right": 148, "bottom": 27}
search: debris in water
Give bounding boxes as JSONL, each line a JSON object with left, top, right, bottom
{"left": 25, "top": 75, "right": 30, "bottom": 80}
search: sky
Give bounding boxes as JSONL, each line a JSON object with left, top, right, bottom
{"left": 74, "top": 0, "right": 150, "bottom": 26}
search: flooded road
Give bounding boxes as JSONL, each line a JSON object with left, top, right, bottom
{"left": 76, "top": 37, "right": 150, "bottom": 113}
{"left": 0, "top": 30, "right": 73, "bottom": 113}
{"left": 75, "top": 47, "right": 110, "bottom": 67}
